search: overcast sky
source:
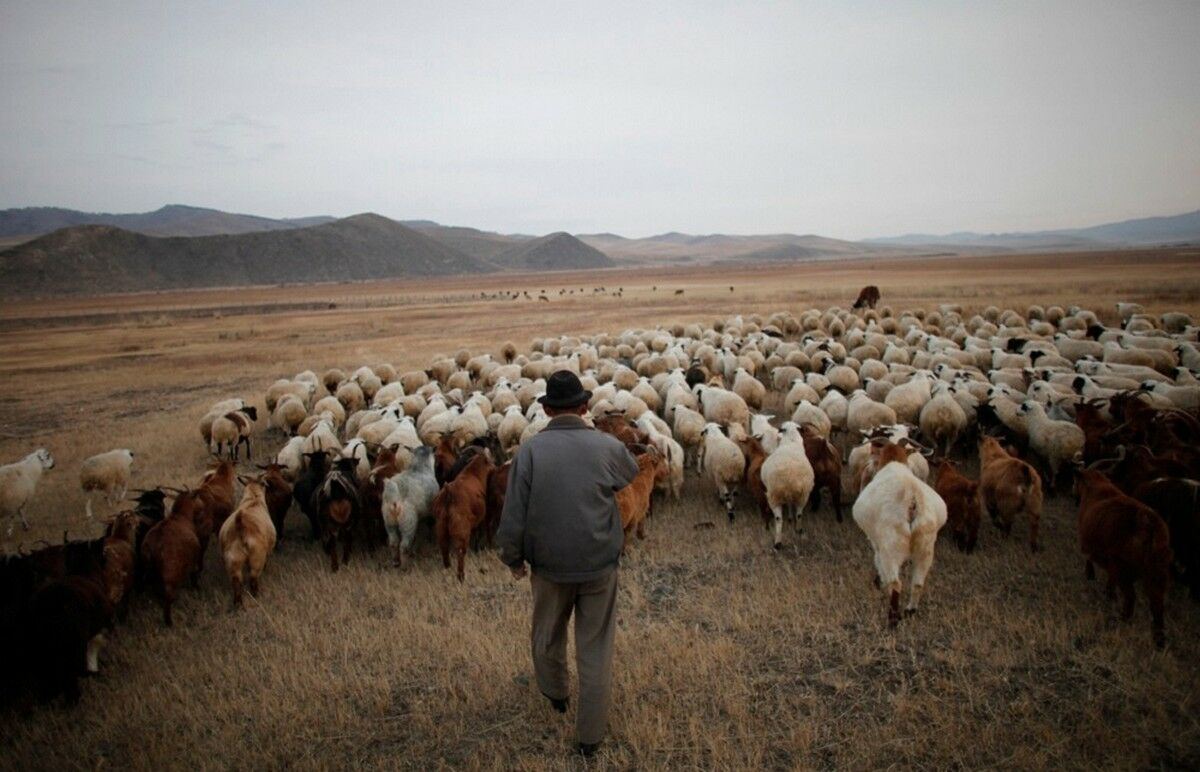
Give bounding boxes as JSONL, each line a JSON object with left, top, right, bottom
{"left": 1, "top": 1, "right": 1197, "bottom": 239}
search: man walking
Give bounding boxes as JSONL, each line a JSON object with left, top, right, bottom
{"left": 496, "top": 370, "right": 639, "bottom": 757}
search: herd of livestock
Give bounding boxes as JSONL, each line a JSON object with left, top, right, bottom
{"left": 2, "top": 288, "right": 1199, "bottom": 705}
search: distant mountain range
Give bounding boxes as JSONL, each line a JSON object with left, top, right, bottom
{"left": 866, "top": 209, "right": 1200, "bottom": 250}
{"left": 0, "top": 203, "right": 1195, "bottom": 298}
{"left": 0, "top": 204, "right": 335, "bottom": 239}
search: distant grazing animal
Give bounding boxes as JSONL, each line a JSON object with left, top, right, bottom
{"left": 674, "top": 289, "right": 684, "bottom": 296}
{"left": 852, "top": 285, "right": 881, "bottom": 310}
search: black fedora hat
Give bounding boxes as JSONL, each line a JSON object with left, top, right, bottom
{"left": 538, "top": 370, "right": 592, "bottom": 409}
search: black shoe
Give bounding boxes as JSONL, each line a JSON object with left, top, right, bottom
{"left": 543, "top": 693, "right": 568, "bottom": 713}
{"left": 578, "top": 742, "right": 600, "bottom": 758}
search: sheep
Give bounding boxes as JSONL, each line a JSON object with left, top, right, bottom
{"left": 271, "top": 395, "right": 308, "bottom": 436}
{"left": 79, "top": 449, "right": 134, "bottom": 520}
{"left": 336, "top": 380, "right": 367, "bottom": 413}
{"left": 847, "top": 391, "right": 899, "bottom": 437}
{"left": 852, "top": 439, "right": 947, "bottom": 625}
{"left": 635, "top": 414, "right": 684, "bottom": 499}
{"left": 211, "top": 407, "right": 257, "bottom": 460}
{"left": 761, "top": 423, "right": 816, "bottom": 549}
{"left": 702, "top": 423, "right": 747, "bottom": 522}
{"left": 0, "top": 449, "right": 55, "bottom": 535}
{"left": 219, "top": 478, "right": 277, "bottom": 609}
{"left": 884, "top": 373, "right": 934, "bottom": 424}
{"left": 275, "top": 436, "right": 305, "bottom": 481}
{"left": 381, "top": 446, "right": 438, "bottom": 568}
{"left": 918, "top": 385, "right": 968, "bottom": 457}
{"left": 671, "top": 404, "right": 708, "bottom": 472}
{"left": 1140, "top": 380, "right": 1200, "bottom": 413}
{"left": 750, "top": 413, "right": 780, "bottom": 454}
{"left": 978, "top": 436, "right": 1044, "bottom": 551}
{"left": 199, "top": 398, "right": 250, "bottom": 446}
{"left": 1160, "top": 312, "right": 1192, "bottom": 334}
{"left": 732, "top": 368, "right": 766, "bottom": 410}
{"left": 340, "top": 439, "right": 372, "bottom": 484}
{"left": 791, "top": 399, "right": 832, "bottom": 439}
{"left": 1018, "top": 400, "right": 1085, "bottom": 487}
{"left": 694, "top": 384, "right": 751, "bottom": 432}
{"left": 1115, "top": 302, "right": 1145, "bottom": 325}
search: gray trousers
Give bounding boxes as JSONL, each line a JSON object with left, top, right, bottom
{"left": 530, "top": 568, "right": 619, "bottom": 745}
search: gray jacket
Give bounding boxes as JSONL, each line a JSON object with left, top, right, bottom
{"left": 496, "top": 414, "right": 639, "bottom": 583}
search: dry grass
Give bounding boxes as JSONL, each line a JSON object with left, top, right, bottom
{"left": 2, "top": 249, "right": 1199, "bottom": 770}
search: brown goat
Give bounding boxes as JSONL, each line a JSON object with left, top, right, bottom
{"left": 140, "top": 490, "right": 204, "bottom": 626}
{"left": 852, "top": 285, "right": 881, "bottom": 310}
{"left": 1133, "top": 476, "right": 1200, "bottom": 600}
{"left": 931, "top": 459, "right": 981, "bottom": 553}
{"left": 434, "top": 451, "right": 493, "bottom": 582}
{"left": 616, "top": 447, "right": 667, "bottom": 547}
{"left": 28, "top": 564, "right": 112, "bottom": 703}
{"left": 594, "top": 413, "right": 648, "bottom": 448}
{"left": 1073, "top": 400, "right": 1112, "bottom": 465}
{"left": 255, "top": 463, "right": 293, "bottom": 537}
{"left": 102, "top": 510, "right": 139, "bottom": 620}
{"left": 219, "top": 478, "right": 277, "bottom": 608}
{"left": 734, "top": 435, "right": 772, "bottom": 527}
{"left": 1075, "top": 468, "right": 1172, "bottom": 649}
{"left": 195, "top": 460, "right": 237, "bottom": 563}
{"left": 800, "top": 425, "right": 843, "bottom": 522}
{"left": 979, "top": 435, "right": 1043, "bottom": 551}
{"left": 485, "top": 461, "right": 512, "bottom": 546}
{"left": 433, "top": 435, "right": 461, "bottom": 486}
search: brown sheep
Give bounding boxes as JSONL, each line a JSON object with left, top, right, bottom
{"left": 734, "top": 435, "right": 772, "bottom": 527}
{"left": 1075, "top": 468, "right": 1172, "bottom": 648}
{"left": 434, "top": 450, "right": 494, "bottom": 582}
{"left": 978, "top": 436, "right": 1043, "bottom": 552}
{"left": 930, "top": 458, "right": 981, "bottom": 553}
{"left": 219, "top": 478, "right": 278, "bottom": 609}
{"left": 140, "top": 490, "right": 204, "bottom": 626}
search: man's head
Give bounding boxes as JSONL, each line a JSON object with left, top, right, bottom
{"left": 539, "top": 370, "right": 591, "bottom": 417}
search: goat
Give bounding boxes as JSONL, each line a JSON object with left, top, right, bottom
{"left": 434, "top": 450, "right": 494, "bottom": 582}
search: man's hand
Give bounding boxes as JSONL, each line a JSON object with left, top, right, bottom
{"left": 510, "top": 563, "right": 528, "bottom": 580}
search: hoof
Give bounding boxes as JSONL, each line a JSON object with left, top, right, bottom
{"left": 772, "top": 542, "right": 782, "bottom": 551}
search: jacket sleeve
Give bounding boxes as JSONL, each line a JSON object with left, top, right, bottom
{"left": 495, "top": 445, "right": 532, "bottom": 568}
{"left": 608, "top": 441, "right": 640, "bottom": 490}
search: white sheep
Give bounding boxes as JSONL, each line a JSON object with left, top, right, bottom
{"left": 701, "top": 422, "right": 746, "bottom": 522}
{"left": 791, "top": 399, "right": 832, "bottom": 439}
{"left": 0, "top": 449, "right": 55, "bottom": 535}
{"left": 275, "top": 436, "right": 305, "bottom": 481}
{"left": 761, "top": 423, "right": 816, "bottom": 549}
{"left": 694, "top": 384, "right": 751, "bottom": 433}
{"left": 271, "top": 395, "right": 308, "bottom": 436}
{"left": 1017, "top": 400, "right": 1085, "bottom": 486}
{"left": 671, "top": 405, "right": 708, "bottom": 472}
{"left": 847, "top": 391, "right": 899, "bottom": 437}
{"left": 341, "top": 439, "right": 372, "bottom": 484}
{"left": 211, "top": 408, "right": 256, "bottom": 460}
{"left": 79, "top": 449, "right": 134, "bottom": 520}
{"left": 731, "top": 368, "right": 766, "bottom": 410}
{"left": 852, "top": 441, "right": 947, "bottom": 625}
{"left": 497, "top": 405, "right": 531, "bottom": 457}
{"left": 918, "top": 385, "right": 967, "bottom": 456}
{"left": 636, "top": 413, "right": 684, "bottom": 499}
{"left": 302, "top": 418, "right": 342, "bottom": 456}
{"left": 750, "top": 414, "right": 780, "bottom": 454}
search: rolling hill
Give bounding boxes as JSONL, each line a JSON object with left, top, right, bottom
{"left": 0, "top": 204, "right": 336, "bottom": 240}
{"left": 403, "top": 221, "right": 533, "bottom": 261}
{"left": 0, "top": 213, "right": 494, "bottom": 297}
{"left": 488, "top": 232, "right": 616, "bottom": 271}
{"left": 867, "top": 209, "right": 1200, "bottom": 250}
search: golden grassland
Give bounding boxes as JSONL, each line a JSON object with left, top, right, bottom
{"left": 1, "top": 248, "right": 1199, "bottom": 769}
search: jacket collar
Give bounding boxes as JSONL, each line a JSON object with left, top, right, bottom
{"left": 544, "top": 414, "right": 592, "bottom": 431}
